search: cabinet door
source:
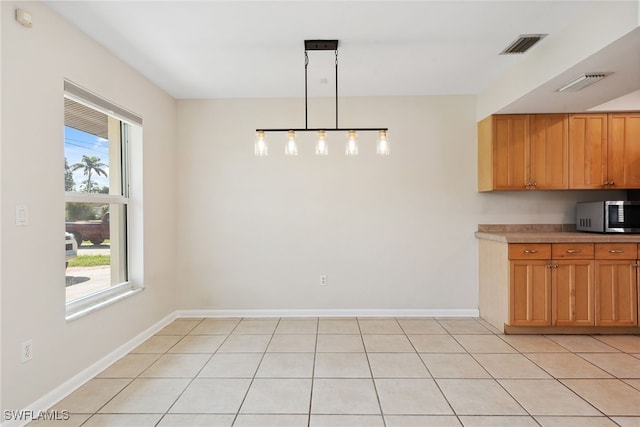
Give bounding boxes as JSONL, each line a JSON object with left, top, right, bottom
{"left": 595, "top": 260, "right": 638, "bottom": 326}
{"left": 553, "top": 260, "right": 595, "bottom": 326}
{"left": 510, "top": 260, "right": 552, "bottom": 326}
{"left": 608, "top": 113, "right": 640, "bottom": 188}
{"left": 569, "top": 114, "right": 608, "bottom": 189}
{"left": 494, "top": 115, "right": 529, "bottom": 190}
{"left": 529, "top": 114, "right": 569, "bottom": 189}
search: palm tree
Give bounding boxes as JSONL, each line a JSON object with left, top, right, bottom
{"left": 71, "top": 155, "right": 108, "bottom": 193}
{"left": 64, "top": 157, "right": 75, "bottom": 191}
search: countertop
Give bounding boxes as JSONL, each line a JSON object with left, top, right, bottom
{"left": 475, "top": 224, "right": 640, "bottom": 243}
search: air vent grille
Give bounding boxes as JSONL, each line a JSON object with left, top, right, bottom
{"left": 500, "top": 34, "right": 547, "bottom": 55}
{"left": 556, "top": 74, "right": 609, "bottom": 92}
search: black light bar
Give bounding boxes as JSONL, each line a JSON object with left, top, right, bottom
{"left": 256, "top": 128, "right": 388, "bottom": 132}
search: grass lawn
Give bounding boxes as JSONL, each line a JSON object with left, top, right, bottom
{"left": 68, "top": 255, "right": 110, "bottom": 267}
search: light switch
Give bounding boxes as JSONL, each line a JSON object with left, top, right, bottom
{"left": 16, "top": 205, "right": 28, "bottom": 226}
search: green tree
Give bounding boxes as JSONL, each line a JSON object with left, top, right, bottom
{"left": 71, "top": 155, "right": 107, "bottom": 193}
{"left": 64, "top": 157, "right": 75, "bottom": 191}
{"left": 66, "top": 202, "right": 98, "bottom": 221}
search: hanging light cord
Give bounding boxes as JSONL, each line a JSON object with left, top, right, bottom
{"left": 304, "top": 51, "right": 309, "bottom": 129}
{"left": 335, "top": 49, "right": 339, "bottom": 129}
{"left": 257, "top": 40, "right": 387, "bottom": 133}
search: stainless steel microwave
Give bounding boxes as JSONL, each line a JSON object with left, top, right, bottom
{"left": 576, "top": 201, "right": 640, "bottom": 233}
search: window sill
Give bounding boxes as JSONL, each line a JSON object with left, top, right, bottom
{"left": 66, "top": 282, "right": 143, "bottom": 321}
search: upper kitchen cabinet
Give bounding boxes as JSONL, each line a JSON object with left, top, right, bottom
{"left": 608, "top": 113, "right": 640, "bottom": 189}
{"left": 568, "top": 113, "right": 640, "bottom": 189}
{"left": 569, "top": 114, "right": 609, "bottom": 189}
{"left": 478, "top": 114, "right": 568, "bottom": 192}
{"left": 530, "top": 114, "right": 570, "bottom": 190}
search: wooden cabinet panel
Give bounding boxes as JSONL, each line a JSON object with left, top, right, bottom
{"left": 529, "top": 114, "right": 569, "bottom": 189}
{"left": 595, "top": 243, "right": 638, "bottom": 260}
{"left": 553, "top": 260, "right": 595, "bottom": 326}
{"left": 595, "top": 260, "right": 638, "bottom": 326}
{"left": 494, "top": 115, "right": 529, "bottom": 190}
{"left": 510, "top": 260, "right": 552, "bottom": 326}
{"left": 508, "top": 244, "right": 551, "bottom": 260}
{"left": 568, "top": 114, "right": 608, "bottom": 189}
{"left": 480, "top": 113, "right": 640, "bottom": 192}
{"left": 552, "top": 243, "right": 594, "bottom": 259}
{"left": 608, "top": 113, "right": 640, "bottom": 188}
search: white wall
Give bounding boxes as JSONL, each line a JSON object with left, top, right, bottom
{"left": 175, "top": 96, "right": 618, "bottom": 313}
{"left": 1, "top": 2, "right": 177, "bottom": 412}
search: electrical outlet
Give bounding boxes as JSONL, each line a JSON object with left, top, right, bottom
{"left": 21, "top": 340, "right": 33, "bottom": 363}
{"left": 320, "top": 275, "right": 327, "bottom": 286}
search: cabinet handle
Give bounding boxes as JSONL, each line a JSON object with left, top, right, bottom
{"left": 609, "top": 249, "right": 624, "bottom": 254}
{"left": 632, "top": 263, "right": 639, "bottom": 268}
{"left": 547, "top": 264, "right": 558, "bottom": 269}
{"left": 566, "top": 249, "right": 581, "bottom": 254}
{"left": 523, "top": 249, "right": 538, "bottom": 254}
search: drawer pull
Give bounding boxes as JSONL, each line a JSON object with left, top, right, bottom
{"left": 566, "top": 249, "right": 581, "bottom": 254}
{"left": 523, "top": 249, "right": 538, "bottom": 254}
{"left": 609, "top": 249, "right": 625, "bottom": 254}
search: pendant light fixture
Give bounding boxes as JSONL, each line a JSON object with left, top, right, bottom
{"left": 316, "top": 130, "right": 328, "bottom": 156}
{"left": 255, "top": 40, "right": 390, "bottom": 156}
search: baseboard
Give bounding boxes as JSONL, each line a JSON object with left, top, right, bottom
{"left": 0, "top": 312, "right": 177, "bottom": 427}
{"left": 174, "top": 308, "right": 480, "bottom": 318}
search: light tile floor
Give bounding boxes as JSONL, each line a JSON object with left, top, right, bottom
{"left": 30, "top": 317, "right": 640, "bottom": 427}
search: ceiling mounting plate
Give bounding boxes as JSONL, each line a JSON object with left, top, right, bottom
{"left": 304, "top": 40, "right": 339, "bottom": 51}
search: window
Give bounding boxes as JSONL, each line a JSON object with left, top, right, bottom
{"left": 63, "top": 81, "right": 142, "bottom": 319}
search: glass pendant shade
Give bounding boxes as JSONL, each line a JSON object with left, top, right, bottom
{"left": 284, "top": 130, "right": 298, "bottom": 156}
{"left": 315, "top": 130, "right": 328, "bottom": 156}
{"left": 254, "top": 130, "right": 268, "bottom": 156}
{"left": 376, "top": 130, "right": 390, "bottom": 155}
{"left": 345, "top": 130, "right": 359, "bottom": 156}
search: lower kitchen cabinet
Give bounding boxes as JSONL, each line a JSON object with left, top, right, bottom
{"left": 553, "top": 260, "right": 595, "bottom": 326}
{"left": 478, "top": 238, "right": 639, "bottom": 333}
{"left": 595, "top": 243, "right": 639, "bottom": 326}
{"left": 595, "top": 260, "right": 638, "bottom": 326}
{"left": 510, "top": 260, "right": 551, "bottom": 326}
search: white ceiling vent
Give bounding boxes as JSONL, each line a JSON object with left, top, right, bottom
{"left": 556, "top": 73, "right": 609, "bottom": 92}
{"left": 500, "top": 34, "right": 547, "bottom": 54}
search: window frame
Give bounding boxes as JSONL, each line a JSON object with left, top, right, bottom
{"left": 64, "top": 80, "right": 143, "bottom": 321}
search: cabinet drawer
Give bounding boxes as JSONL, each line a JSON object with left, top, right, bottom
{"left": 552, "top": 243, "right": 594, "bottom": 259}
{"left": 595, "top": 243, "right": 639, "bottom": 259}
{"left": 509, "top": 244, "right": 551, "bottom": 260}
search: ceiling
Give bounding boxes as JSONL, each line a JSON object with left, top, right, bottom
{"left": 45, "top": 1, "right": 640, "bottom": 112}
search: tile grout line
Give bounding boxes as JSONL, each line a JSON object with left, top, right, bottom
{"left": 156, "top": 317, "right": 233, "bottom": 426}
{"left": 430, "top": 317, "right": 476, "bottom": 423}
{"left": 498, "top": 340, "right": 610, "bottom": 419}
{"left": 307, "top": 318, "right": 320, "bottom": 427}
{"left": 229, "top": 317, "right": 281, "bottom": 426}
{"left": 357, "top": 317, "right": 387, "bottom": 427}
{"left": 78, "top": 317, "right": 208, "bottom": 427}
